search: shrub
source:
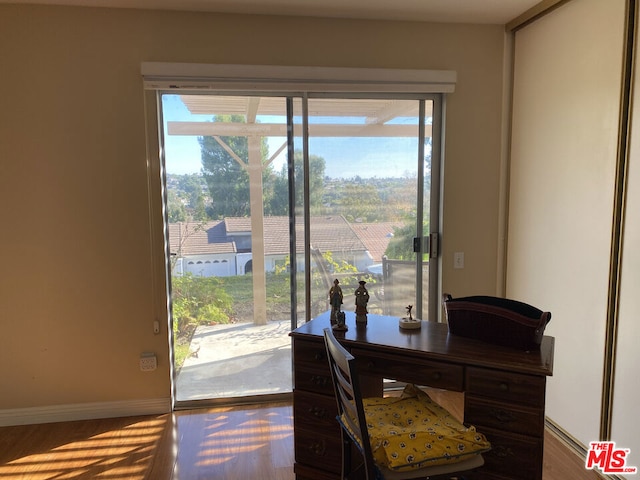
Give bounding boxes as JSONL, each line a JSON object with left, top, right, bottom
{"left": 171, "top": 273, "right": 234, "bottom": 327}
{"left": 196, "top": 303, "right": 230, "bottom": 325}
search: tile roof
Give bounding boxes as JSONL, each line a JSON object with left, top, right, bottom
{"left": 170, "top": 216, "right": 386, "bottom": 257}
{"left": 168, "top": 221, "right": 236, "bottom": 256}
{"left": 306, "top": 216, "right": 367, "bottom": 253}
{"left": 351, "top": 222, "right": 402, "bottom": 262}
{"left": 260, "top": 217, "right": 292, "bottom": 255}
{"left": 224, "top": 217, "right": 252, "bottom": 234}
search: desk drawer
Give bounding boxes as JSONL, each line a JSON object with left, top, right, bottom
{"left": 465, "top": 395, "right": 544, "bottom": 437}
{"left": 477, "top": 426, "right": 543, "bottom": 480}
{"left": 294, "top": 367, "right": 334, "bottom": 395}
{"left": 466, "top": 367, "right": 545, "bottom": 407}
{"left": 294, "top": 390, "right": 340, "bottom": 434}
{"left": 294, "top": 427, "right": 342, "bottom": 474}
{"left": 293, "top": 338, "right": 330, "bottom": 371}
{"left": 352, "top": 348, "right": 464, "bottom": 391}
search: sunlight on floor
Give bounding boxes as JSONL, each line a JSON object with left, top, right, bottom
{"left": 0, "top": 417, "right": 168, "bottom": 480}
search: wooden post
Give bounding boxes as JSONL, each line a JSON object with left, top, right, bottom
{"left": 248, "top": 135, "right": 267, "bottom": 325}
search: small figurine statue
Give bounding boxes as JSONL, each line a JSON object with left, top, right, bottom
{"left": 406, "top": 305, "right": 413, "bottom": 321}
{"left": 355, "top": 280, "right": 370, "bottom": 325}
{"left": 399, "top": 304, "right": 420, "bottom": 329}
{"left": 329, "top": 278, "right": 343, "bottom": 325}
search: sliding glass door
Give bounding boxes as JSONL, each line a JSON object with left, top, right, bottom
{"left": 302, "top": 97, "right": 438, "bottom": 323}
{"left": 159, "top": 92, "right": 441, "bottom": 405}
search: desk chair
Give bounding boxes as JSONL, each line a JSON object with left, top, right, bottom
{"left": 323, "top": 327, "right": 487, "bottom": 480}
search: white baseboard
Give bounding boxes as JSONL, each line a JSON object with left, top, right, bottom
{"left": 0, "top": 398, "right": 172, "bottom": 427}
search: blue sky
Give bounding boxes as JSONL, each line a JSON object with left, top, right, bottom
{"left": 162, "top": 95, "right": 211, "bottom": 175}
{"left": 161, "top": 94, "right": 425, "bottom": 179}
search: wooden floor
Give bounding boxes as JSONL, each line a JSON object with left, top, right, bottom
{"left": 0, "top": 399, "right": 601, "bottom": 480}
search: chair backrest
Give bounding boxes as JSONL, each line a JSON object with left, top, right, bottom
{"left": 323, "top": 327, "right": 378, "bottom": 478}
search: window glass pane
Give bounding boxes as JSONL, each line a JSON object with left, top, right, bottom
{"left": 162, "top": 93, "right": 293, "bottom": 402}
{"left": 305, "top": 98, "right": 425, "bottom": 319}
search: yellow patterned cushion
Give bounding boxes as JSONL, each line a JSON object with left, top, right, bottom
{"left": 346, "top": 384, "right": 491, "bottom": 472}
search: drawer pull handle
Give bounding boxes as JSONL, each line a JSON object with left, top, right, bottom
{"left": 314, "top": 352, "right": 325, "bottom": 361}
{"left": 491, "top": 408, "right": 515, "bottom": 424}
{"left": 498, "top": 382, "right": 509, "bottom": 391}
{"left": 308, "top": 440, "right": 326, "bottom": 456}
{"left": 367, "top": 361, "right": 376, "bottom": 369}
{"left": 494, "top": 445, "right": 515, "bottom": 458}
{"left": 311, "top": 375, "right": 328, "bottom": 386}
{"left": 432, "top": 372, "right": 442, "bottom": 380}
{"left": 308, "top": 406, "right": 327, "bottom": 418}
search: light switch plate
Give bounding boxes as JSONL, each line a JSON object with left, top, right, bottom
{"left": 454, "top": 252, "right": 464, "bottom": 269}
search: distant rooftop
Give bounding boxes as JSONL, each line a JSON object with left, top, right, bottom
{"left": 169, "top": 216, "right": 400, "bottom": 260}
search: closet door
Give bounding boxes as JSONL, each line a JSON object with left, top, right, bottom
{"left": 611, "top": 30, "right": 640, "bottom": 468}
{"left": 507, "top": 0, "right": 625, "bottom": 447}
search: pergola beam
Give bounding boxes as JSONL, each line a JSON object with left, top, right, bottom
{"left": 167, "top": 121, "right": 430, "bottom": 137}
{"left": 246, "top": 97, "right": 261, "bottom": 123}
{"left": 365, "top": 100, "right": 431, "bottom": 125}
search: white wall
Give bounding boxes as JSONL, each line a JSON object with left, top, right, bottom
{"left": 507, "top": 0, "right": 625, "bottom": 448}
{"left": 184, "top": 255, "right": 236, "bottom": 276}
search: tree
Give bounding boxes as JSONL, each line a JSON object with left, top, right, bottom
{"left": 166, "top": 174, "right": 210, "bottom": 222}
{"left": 269, "top": 166, "right": 289, "bottom": 216}
{"left": 268, "top": 150, "right": 326, "bottom": 216}
{"left": 331, "top": 182, "right": 382, "bottom": 222}
{"left": 178, "top": 174, "right": 209, "bottom": 221}
{"left": 178, "top": 174, "right": 205, "bottom": 205}
{"left": 384, "top": 221, "right": 429, "bottom": 261}
{"left": 199, "top": 114, "right": 272, "bottom": 219}
{"left": 303, "top": 152, "right": 326, "bottom": 211}
{"left": 167, "top": 189, "right": 187, "bottom": 222}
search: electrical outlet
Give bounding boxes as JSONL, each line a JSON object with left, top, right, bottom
{"left": 454, "top": 252, "right": 465, "bottom": 269}
{"left": 140, "top": 353, "right": 157, "bottom": 372}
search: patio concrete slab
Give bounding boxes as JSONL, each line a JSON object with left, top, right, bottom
{"left": 175, "top": 320, "right": 293, "bottom": 402}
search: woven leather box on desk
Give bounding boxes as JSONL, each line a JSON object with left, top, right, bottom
{"left": 442, "top": 294, "right": 551, "bottom": 350}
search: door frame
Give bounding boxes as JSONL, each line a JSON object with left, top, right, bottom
{"left": 143, "top": 64, "right": 453, "bottom": 406}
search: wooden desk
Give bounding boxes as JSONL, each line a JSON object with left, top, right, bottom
{"left": 290, "top": 311, "right": 554, "bottom": 480}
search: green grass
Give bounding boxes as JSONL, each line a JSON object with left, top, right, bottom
{"left": 216, "top": 275, "right": 255, "bottom": 302}
{"left": 218, "top": 273, "right": 292, "bottom": 298}
{"left": 217, "top": 273, "right": 296, "bottom": 317}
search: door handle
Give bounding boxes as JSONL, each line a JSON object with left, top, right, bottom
{"left": 413, "top": 237, "right": 421, "bottom": 253}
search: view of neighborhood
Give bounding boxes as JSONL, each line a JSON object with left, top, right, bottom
{"left": 168, "top": 216, "right": 400, "bottom": 278}
{"left": 165, "top": 171, "right": 423, "bottom": 309}
{"left": 162, "top": 94, "right": 432, "bottom": 388}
